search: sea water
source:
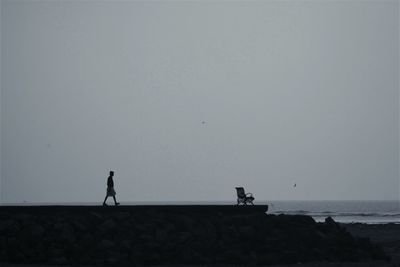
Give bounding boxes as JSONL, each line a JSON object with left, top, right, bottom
{"left": 267, "top": 200, "right": 400, "bottom": 224}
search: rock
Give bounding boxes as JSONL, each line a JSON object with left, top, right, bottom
{"left": 50, "top": 257, "right": 68, "bottom": 265}
{"left": 129, "top": 245, "right": 144, "bottom": 262}
{"left": 139, "top": 233, "right": 153, "bottom": 242}
{"left": 0, "top": 236, "right": 6, "bottom": 249}
{"left": 70, "top": 243, "right": 84, "bottom": 258}
{"left": 31, "top": 225, "right": 45, "bottom": 240}
{"left": 7, "top": 237, "right": 18, "bottom": 250}
{"left": 155, "top": 229, "right": 168, "bottom": 242}
{"left": 120, "top": 220, "right": 132, "bottom": 229}
{"left": 238, "top": 226, "right": 256, "bottom": 237}
{"left": 165, "top": 222, "right": 176, "bottom": 233}
{"left": 144, "top": 252, "right": 161, "bottom": 264}
{"left": 71, "top": 219, "right": 87, "bottom": 232}
{"left": 179, "top": 247, "right": 196, "bottom": 263}
{"left": 291, "top": 215, "right": 316, "bottom": 225}
{"left": 99, "top": 239, "right": 115, "bottom": 249}
{"left": 61, "top": 223, "right": 76, "bottom": 244}
{"left": 106, "top": 257, "right": 119, "bottom": 265}
{"left": 181, "top": 215, "right": 196, "bottom": 229}
{"left": 140, "top": 242, "right": 160, "bottom": 257}
{"left": 205, "top": 222, "right": 217, "bottom": 239}
{"left": 19, "top": 227, "right": 34, "bottom": 244}
{"left": 17, "top": 224, "right": 45, "bottom": 249}
{"left": 177, "top": 231, "right": 192, "bottom": 243}
{"left": 53, "top": 222, "right": 64, "bottom": 231}
{"left": 120, "top": 239, "right": 132, "bottom": 250}
{"left": 80, "top": 233, "right": 95, "bottom": 247}
{"left": 10, "top": 251, "right": 26, "bottom": 262}
{"left": 15, "top": 213, "right": 32, "bottom": 221}
{"left": 0, "top": 249, "right": 8, "bottom": 261}
{"left": 90, "top": 211, "right": 103, "bottom": 219}
{"left": 315, "top": 229, "right": 328, "bottom": 239}
{"left": 325, "top": 216, "right": 340, "bottom": 231}
{"left": 78, "top": 253, "right": 91, "bottom": 264}
{"left": 98, "top": 219, "right": 117, "bottom": 232}
{"left": 47, "top": 247, "right": 66, "bottom": 262}
{"left": 7, "top": 222, "right": 21, "bottom": 235}
{"left": 0, "top": 220, "right": 14, "bottom": 232}
{"left": 134, "top": 223, "right": 146, "bottom": 233}
{"left": 114, "top": 211, "right": 130, "bottom": 220}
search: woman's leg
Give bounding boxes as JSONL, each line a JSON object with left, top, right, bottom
{"left": 113, "top": 196, "right": 120, "bottom": 205}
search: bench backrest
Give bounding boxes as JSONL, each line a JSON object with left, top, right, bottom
{"left": 235, "top": 187, "right": 246, "bottom": 198}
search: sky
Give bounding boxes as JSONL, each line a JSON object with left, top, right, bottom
{"left": 0, "top": 0, "right": 399, "bottom": 204}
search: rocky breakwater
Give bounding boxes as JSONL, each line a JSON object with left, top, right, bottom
{"left": 0, "top": 205, "right": 388, "bottom": 265}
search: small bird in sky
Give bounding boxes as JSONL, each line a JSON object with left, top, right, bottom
{"left": 201, "top": 121, "right": 206, "bottom": 124}
{"left": 293, "top": 183, "right": 296, "bottom": 188}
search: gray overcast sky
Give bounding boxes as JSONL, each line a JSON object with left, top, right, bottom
{"left": 1, "top": 1, "right": 398, "bottom": 203}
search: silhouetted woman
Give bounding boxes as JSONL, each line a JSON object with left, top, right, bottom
{"left": 103, "top": 171, "right": 120, "bottom": 206}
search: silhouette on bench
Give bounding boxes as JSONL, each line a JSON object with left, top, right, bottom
{"left": 235, "top": 187, "right": 255, "bottom": 205}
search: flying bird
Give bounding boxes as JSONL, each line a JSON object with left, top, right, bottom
{"left": 293, "top": 183, "right": 296, "bottom": 188}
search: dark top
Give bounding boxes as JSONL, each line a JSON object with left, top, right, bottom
{"left": 107, "top": 176, "right": 114, "bottom": 188}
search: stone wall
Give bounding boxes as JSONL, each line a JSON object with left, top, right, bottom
{"left": 0, "top": 205, "right": 388, "bottom": 265}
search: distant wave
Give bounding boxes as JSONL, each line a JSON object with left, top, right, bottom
{"left": 272, "top": 210, "right": 400, "bottom": 216}
{"left": 271, "top": 210, "right": 310, "bottom": 215}
{"left": 270, "top": 210, "right": 400, "bottom": 224}
{"left": 316, "top": 212, "right": 400, "bottom": 217}
{"left": 267, "top": 200, "right": 400, "bottom": 224}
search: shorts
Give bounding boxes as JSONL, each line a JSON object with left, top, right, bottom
{"left": 106, "top": 187, "right": 116, "bottom": 197}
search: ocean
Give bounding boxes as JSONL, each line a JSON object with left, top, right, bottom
{"left": 3, "top": 200, "right": 400, "bottom": 224}
{"left": 267, "top": 200, "right": 400, "bottom": 224}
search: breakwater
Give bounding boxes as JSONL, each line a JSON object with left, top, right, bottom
{"left": 0, "top": 205, "right": 388, "bottom": 265}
